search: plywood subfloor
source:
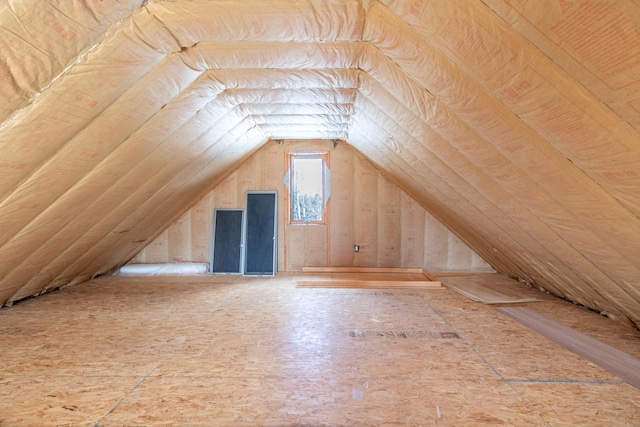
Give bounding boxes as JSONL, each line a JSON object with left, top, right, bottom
{"left": 1, "top": 273, "right": 639, "bottom": 426}
{"left": 441, "top": 273, "right": 542, "bottom": 304}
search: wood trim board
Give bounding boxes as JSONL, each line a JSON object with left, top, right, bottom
{"left": 302, "top": 266, "right": 424, "bottom": 274}
{"left": 441, "top": 274, "right": 542, "bottom": 304}
{"left": 497, "top": 307, "right": 640, "bottom": 390}
{"left": 301, "top": 266, "right": 438, "bottom": 280}
{"left": 296, "top": 280, "right": 443, "bottom": 289}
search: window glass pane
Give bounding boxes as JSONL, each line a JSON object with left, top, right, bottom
{"left": 292, "top": 157, "right": 324, "bottom": 222}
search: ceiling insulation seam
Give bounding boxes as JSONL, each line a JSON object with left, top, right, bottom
{"left": 210, "top": 68, "right": 361, "bottom": 89}
{"left": 238, "top": 103, "right": 356, "bottom": 117}
{"left": 0, "top": 0, "right": 147, "bottom": 124}
{"left": 403, "top": 0, "right": 640, "bottom": 182}
{"left": 220, "top": 88, "right": 358, "bottom": 105}
{"left": 182, "top": 42, "right": 365, "bottom": 71}
{"left": 247, "top": 114, "right": 352, "bottom": 125}
{"left": 480, "top": 0, "right": 640, "bottom": 133}
{"left": 353, "top": 87, "right": 636, "bottom": 320}
{"left": 144, "top": 0, "right": 369, "bottom": 45}
{"left": 5, "top": 108, "right": 260, "bottom": 302}
{"left": 257, "top": 128, "right": 347, "bottom": 140}
{"left": 0, "top": 56, "right": 204, "bottom": 266}
{"left": 0, "top": 16, "right": 174, "bottom": 207}
{"left": 366, "top": 7, "right": 640, "bottom": 267}
{"left": 0, "top": 93, "right": 239, "bottom": 300}
{"left": 356, "top": 49, "right": 640, "bottom": 313}
{"left": 372, "top": 3, "right": 640, "bottom": 237}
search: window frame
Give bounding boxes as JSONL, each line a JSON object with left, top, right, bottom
{"left": 287, "top": 152, "right": 329, "bottom": 225}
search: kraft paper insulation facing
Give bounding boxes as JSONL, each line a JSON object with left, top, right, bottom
{"left": 0, "top": 1, "right": 639, "bottom": 329}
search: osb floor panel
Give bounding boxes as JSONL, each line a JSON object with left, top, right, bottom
{"left": 0, "top": 273, "right": 639, "bottom": 426}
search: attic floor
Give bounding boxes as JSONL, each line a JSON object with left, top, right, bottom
{"left": 0, "top": 273, "right": 639, "bottom": 426}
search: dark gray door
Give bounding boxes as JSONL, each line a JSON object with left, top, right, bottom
{"left": 244, "top": 192, "right": 277, "bottom": 275}
{"left": 211, "top": 209, "right": 244, "bottom": 273}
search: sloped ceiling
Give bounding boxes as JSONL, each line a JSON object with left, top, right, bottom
{"left": 1, "top": 0, "right": 639, "bottom": 327}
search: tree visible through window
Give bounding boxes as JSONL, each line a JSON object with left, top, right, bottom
{"left": 290, "top": 153, "right": 327, "bottom": 223}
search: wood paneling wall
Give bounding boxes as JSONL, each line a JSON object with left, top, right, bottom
{"left": 131, "top": 140, "right": 492, "bottom": 273}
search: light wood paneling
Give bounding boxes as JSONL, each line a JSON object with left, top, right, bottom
{"left": 400, "top": 192, "right": 426, "bottom": 268}
{"left": 133, "top": 140, "right": 493, "bottom": 272}
{"left": 190, "top": 197, "right": 211, "bottom": 263}
{"left": 354, "top": 156, "right": 379, "bottom": 266}
{"left": 329, "top": 140, "right": 355, "bottom": 266}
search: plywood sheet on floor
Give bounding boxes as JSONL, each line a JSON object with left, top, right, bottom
{"left": 0, "top": 274, "right": 638, "bottom": 426}
{"left": 302, "top": 266, "right": 438, "bottom": 280}
{"left": 441, "top": 273, "right": 542, "bottom": 304}
{"left": 297, "top": 280, "right": 442, "bottom": 289}
{"left": 302, "top": 266, "right": 424, "bottom": 273}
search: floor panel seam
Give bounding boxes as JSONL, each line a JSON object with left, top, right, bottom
{"left": 93, "top": 364, "right": 159, "bottom": 427}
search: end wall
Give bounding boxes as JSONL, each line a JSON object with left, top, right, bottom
{"left": 131, "top": 140, "right": 492, "bottom": 273}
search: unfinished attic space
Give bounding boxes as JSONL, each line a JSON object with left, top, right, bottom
{"left": 1, "top": 0, "right": 640, "bottom": 424}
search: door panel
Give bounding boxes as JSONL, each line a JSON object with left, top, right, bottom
{"left": 211, "top": 209, "right": 244, "bottom": 273}
{"left": 245, "top": 192, "right": 277, "bottom": 275}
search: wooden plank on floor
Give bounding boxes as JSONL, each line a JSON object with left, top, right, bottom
{"left": 302, "top": 266, "right": 425, "bottom": 274}
{"left": 296, "top": 280, "right": 443, "bottom": 289}
{"left": 441, "top": 274, "right": 542, "bottom": 304}
{"left": 497, "top": 306, "right": 640, "bottom": 390}
{"left": 420, "top": 269, "right": 438, "bottom": 281}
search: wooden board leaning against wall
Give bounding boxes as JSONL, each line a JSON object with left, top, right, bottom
{"left": 131, "top": 140, "right": 493, "bottom": 273}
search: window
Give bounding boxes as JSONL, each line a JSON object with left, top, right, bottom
{"left": 289, "top": 153, "right": 328, "bottom": 224}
